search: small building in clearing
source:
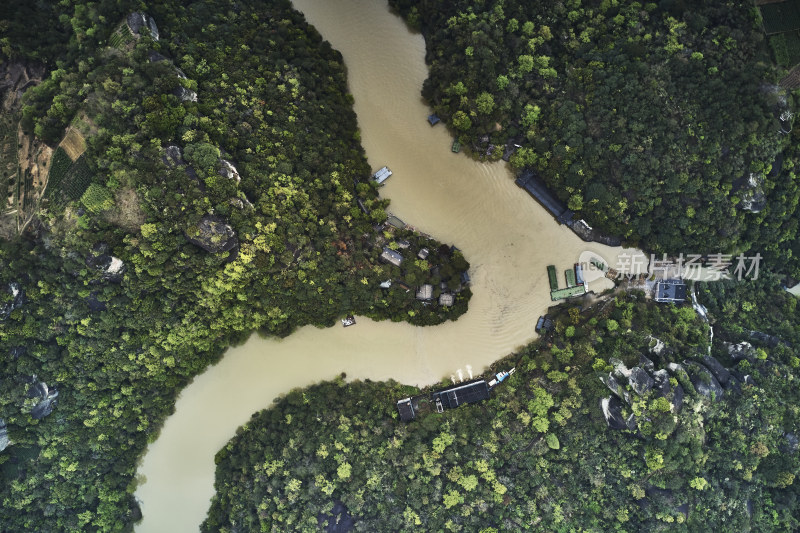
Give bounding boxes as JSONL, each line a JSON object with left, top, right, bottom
{"left": 655, "top": 280, "right": 687, "bottom": 303}
{"left": 380, "top": 247, "right": 403, "bottom": 267}
{"left": 416, "top": 284, "right": 434, "bottom": 300}
{"left": 397, "top": 398, "right": 416, "bottom": 421}
{"left": 439, "top": 293, "right": 455, "bottom": 307}
{"left": 417, "top": 247, "right": 430, "bottom": 260}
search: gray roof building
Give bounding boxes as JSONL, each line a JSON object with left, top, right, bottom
{"left": 655, "top": 280, "right": 687, "bottom": 303}
{"left": 380, "top": 247, "right": 403, "bottom": 267}
{"left": 416, "top": 284, "right": 434, "bottom": 300}
{"left": 439, "top": 293, "right": 455, "bottom": 307}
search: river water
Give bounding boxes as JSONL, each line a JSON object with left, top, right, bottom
{"left": 134, "top": 1, "right": 643, "bottom": 530}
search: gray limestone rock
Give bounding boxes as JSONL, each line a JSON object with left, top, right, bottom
{"left": 601, "top": 396, "right": 628, "bottom": 430}
{"left": 127, "top": 13, "right": 158, "bottom": 41}
{"left": 185, "top": 215, "right": 238, "bottom": 253}
{"left": 651, "top": 369, "right": 671, "bottom": 397}
{"left": 670, "top": 383, "right": 684, "bottom": 413}
{"left": 28, "top": 380, "right": 58, "bottom": 420}
{"left": 219, "top": 159, "right": 241, "bottom": 183}
{"left": 686, "top": 361, "right": 723, "bottom": 401}
{"left": 727, "top": 342, "right": 756, "bottom": 362}
{"left": 600, "top": 373, "right": 623, "bottom": 400}
{"left": 701, "top": 355, "right": 730, "bottom": 386}
{"left": 86, "top": 243, "right": 125, "bottom": 281}
{"left": 639, "top": 354, "right": 655, "bottom": 372}
{"left": 629, "top": 367, "right": 654, "bottom": 395}
{"left": 173, "top": 86, "right": 197, "bottom": 102}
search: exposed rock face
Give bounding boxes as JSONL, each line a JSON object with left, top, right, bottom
{"left": 652, "top": 369, "right": 671, "bottom": 397}
{"left": 600, "top": 373, "right": 623, "bottom": 399}
{"left": 639, "top": 354, "right": 655, "bottom": 373}
{"left": 739, "top": 173, "right": 767, "bottom": 213}
{"left": 670, "top": 383, "right": 685, "bottom": 413}
{"left": 173, "top": 86, "right": 197, "bottom": 102}
{"left": 601, "top": 397, "right": 628, "bottom": 430}
{"left": 86, "top": 243, "right": 125, "bottom": 281}
{"left": 0, "top": 418, "right": 8, "bottom": 452}
{"left": 1, "top": 282, "right": 24, "bottom": 320}
{"left": 686, "top": 361, "right": 723, "bottom": 401}
{"left": 629, "top": 367, "right": 654, "bottom": 395}
{"left": 28, "top": 380, "right": 58, "bottom": 420}
{"left": 749, "top": 330, "right": 782, "bottom": 348}
{"left": 127, "top": 13, "right": 159, "bottom": 41}
{"left": 701, "top": 355, "right": 730, "bottom": 386}
{"left": 163, "top": 145, "right": 184, "bottom": 167}
{"left": 185, "top": 215, "right": 238, "bottom": 253}
{"left": 219, "top": 160, "right": 241, "bottom": 183}
{"left": 727, "top": 341, "right": 756, "bottom": 362}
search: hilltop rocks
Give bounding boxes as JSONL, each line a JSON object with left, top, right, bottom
{"left": 629, "top": 367, "right": 654, "bottom": 395}
{"left": 127, "top": 12, "right": 159, "bottom": 41}
{"left": 28, "top": 380, "right": 58, "bottom": 420}
{"left": 701, "top": 355, "right": 730, "bottom": 386}
{"left": 185, "top": 215, "right": 238, "bottom": 253}
{"left": 1, "top": 282, "right": 24, "bottom": 319}
{"left": 685, "top": 361, "right": 724, "bottom": 401}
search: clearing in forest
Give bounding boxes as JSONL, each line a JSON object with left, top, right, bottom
{"left": 59, "top": 127, "right": 87, "bottom": 161}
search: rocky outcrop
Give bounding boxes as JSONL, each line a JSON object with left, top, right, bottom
{"left": 601, "top": 397, "right": 628, "bottom": 430}
{"left": 738, "top": 173, "right": 767, "bottom": 213}
{"left": 1, "top": 282, "right": 24, "bottom": 320}
{"left": 629, "top": 367, "right": 654, "bottom": 395}
{"left": 727, "top": 341, "right": 756, "bottom": 362}
{"left": 701, "top": 355, "right": 730, "bottom": 386}
{"left": 0, "top": 61, "right": 45, "bottom": 113}
{"left": 185, "top": 215, "right": 238, "bottom": 253}
{"left": 685, "top": 361, "right": 723, "bottom": 401}
{"left": 127, "top": 12, "right": 159, "bottom": 41}
{"left": 218, "top": 160, "right": 241, "bottom": 183}
{"left": 28, "top": 380, "right": 58, "bottom": 420}
{"left": 86, "top": 243, "right": 125, "bottom": 282}
{"left": 173, "top": 86, "right": 197, "bottom": 102}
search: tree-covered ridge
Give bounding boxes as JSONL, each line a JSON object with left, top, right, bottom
{"left": 0, "top": 1, "right": 469, "bottom": 530}
{"left": 388, "top": 0, "right": 799, "bottom": 271}
{"left": 204, "top": 287, "right": 800, "bottom": 532}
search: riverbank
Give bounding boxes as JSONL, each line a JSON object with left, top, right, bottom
{"left": 133, "top": 1, "right": 643, "bottom": 530}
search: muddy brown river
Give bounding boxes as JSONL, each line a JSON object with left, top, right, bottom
{"left": 134, "top": 1, "right": 644, "bottom": 530}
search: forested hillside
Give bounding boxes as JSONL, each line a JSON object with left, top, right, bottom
{"left": 388, "top": 0, "right": 800, "bottom": 275}
{"left": 204, "top": 282, "right": 800, "bottom": 532}
{"left": 0, "top": 1, "right": 469, "bottom": 530}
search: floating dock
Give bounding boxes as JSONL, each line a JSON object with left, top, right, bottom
{"left": 372, "top": 166, "right": 392, "bottom": 184}
{"left": 550, "top": 285, "right": 587, "bottom": 301}
{"left": 451, "top": 139, "right": 461, "bottom": 153}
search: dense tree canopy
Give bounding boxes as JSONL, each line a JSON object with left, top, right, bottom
{"left": 0, "top": 1, "right": 469, "bottom": 530}
{"left": 389, "top": 0, "right": 800, "bottom": 275}
{"left": 204, "top": 285, "right": 800, "bottom": 531}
